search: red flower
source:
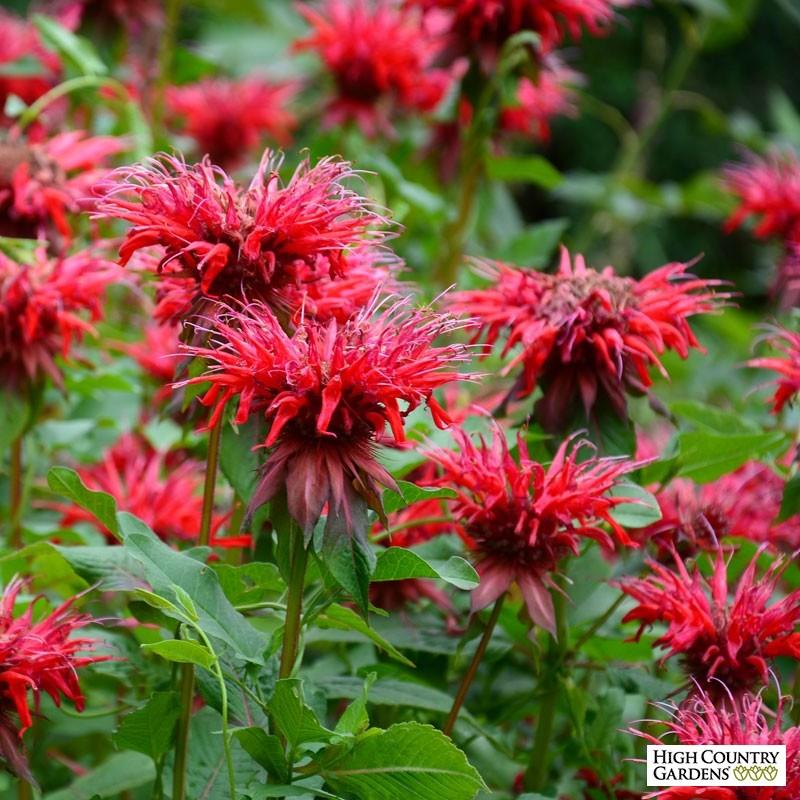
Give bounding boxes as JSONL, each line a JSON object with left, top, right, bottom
{"left": 630, "top": 688, "right": 800, "bottom": 800}
{"left": 449, "top": 248, "right": 727, "bottom": 432}
{"left": 57, "top": 433, "right": 238, "bottom": 545}
{"left": 0, "top": 247, "right": 118, "bottom": 390}
{"left": 0, "top": 10, "right": 60, "bottom": 114}
{"left": 409, "top": 0, "right": 619, "bottom": 63}
{"left": 0, "top": 578, "right": 109, "bottom": 781}
{"left": 616, "top": 548, "right": 800, "bottom": 694}
{"left": 179, "top": 299, "right": 472, "bottom": 535}
{"left": 749, "top": 325, "right": 800, "bottom": 414}
{"left": 500, "top": 59, "right": 581, "bottom": 142}
{"left": 167, "top": 78, "right": 298, "bottom": 169}
{"left": 426, "top": 426, "right": 640, "bottom": 634}
{"left": 295, "top": 0, "right": 456, "bottom": 135}
{"left": 93, "top": 150, "right": 393, "bottom": 323}
{"left": 0, "top": 130, "right": 126, "bottom": 245}
{"left": 125, "top": 321, "right": 182, "bottom": 385}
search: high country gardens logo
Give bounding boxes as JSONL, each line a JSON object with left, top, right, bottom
{"left": 646, "top": 746, "right": 787, "bottom": 788}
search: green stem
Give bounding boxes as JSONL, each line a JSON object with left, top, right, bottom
{"left": 199, "top": 420, "right": 222, "bottom": 547}
{"left": 172, "top": 663, "right": 195, "bottom": 800}
{"left": 279, "top": 524, "right": 309, "bottom": 680}
{"left": 9, "top": 436, "right": 22, "bottom": 550}
{"left": 17, "top": 778, "right": 33, "bottom": 800}
{"left": 443, "top": 595, "right": 505, "bottom": 737}
{"left": 524, "top": 592, "right": 568, "bottom": 792}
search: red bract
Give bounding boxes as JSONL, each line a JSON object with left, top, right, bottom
{"left": 296, "top": 0, "right": 456, "bottom": 136}
{"left": 426, "top": 427, "right": 640, "bottom": 634}
{"left": 0, "top": 130, "right": 126, "bottom": 245}
{"left": 0, "top": 578, "right": 109, "bottom": 781}
{"left": 167, "top": 78, "right": 298, "bottom": 169}
{"left": 630, "top": 689, "right": 800, "bottom": 800}
{"left": 0, "top": 247, "right": 118, "bottom": 390}
{"left": 93, "top": 150, "right": 393, "bottom": 323}
{"left": 449, "top": 248, "right": 726, "bottom": 432}
{"left": 500, "top": 59, "right": 580, "bottom": 142}
{"left": 616, "top": 549, "right": 800, "bottom": 694}
{"left": 57, "top": 433, "right": 235, "bottom": 545}
{"left": 749, "top": 325, "right": 800, "bottom": 414}
{"left": 179, "top": 299, "right": 472, "bottom": 535}
{"left": 409, "top": 0, "right": 618, "bottom": 63}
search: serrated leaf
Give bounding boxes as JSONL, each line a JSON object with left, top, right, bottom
{"left": 321, "top": 510, "right": 375, "bottom": 616}
{"left": 231, "top": 728, "right": 289, "bottom": 783}
{"left": 267, "top": 679, "right": 335, "bottom": 749}
{"left": 381, "top": 482, "right": 456, "bottom": 515}
{"left": 373, "top": 548, "right": 478, "bottom": 590}
{"left": 47, "top": 466, "right": 120, "bottom": 539}
{"left": 32, "top": 14, "right": 108, "bottom": 76}
{"left": 113, "top": 691, "right": 180, "bottom": 761}
{"left": 335, "top": 673, "right": 376, "bottom": 736}
{"left": 142, "top": 639, "right": 215, "bottom": 669}
{"left": 317, "top": 722, "right": 485, "bottom": 800}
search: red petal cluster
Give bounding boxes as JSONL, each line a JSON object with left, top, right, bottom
{"left": 0, "top": 130, "right": 125, "bottom": 244}
{"left": 426, "top": 426, "right": 640, "bottom": 634}
{"left": 617, "top": 549, "right": 800, "bottom": 694}
{"left": 0, "top": 578, "right": 108, "bottom": 780}
{"left": 449, "top": 248, "right": 726, "bottom": 431}
{"left": 749, "top": 324, "right": 800, "bottom": 414}
{"left": 57, "top": 433, "right": 239, "bottom": 546}
{"left": 180, "top": 299, "right": 472, "bottom": 534}
{"left": 295, "top": 0, "right": 456, "bottom": 135}
{"left": 0, "top": 247, "right": 118, "bottom": 389}
{"left": 93, "top": 150, "right": 393, "bottom": 323}
{"left": 631, "top": 689, "right": 800, "bottom": 800}
{"left": 167, "top": 78, "right": 298, "bottom": 169}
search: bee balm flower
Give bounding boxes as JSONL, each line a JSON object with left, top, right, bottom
{"left": 749, "top": 325, "right": 800, "bottom": 414}
{"left": 450, "top": 248, "right": 727, "bottom": 432}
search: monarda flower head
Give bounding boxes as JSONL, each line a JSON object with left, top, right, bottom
{"left": 0, "top": 130, "right": 126, "bottom": 245}
{"left": 56, "top": 433, "right": 239, "bottom": 545}
{"left": 295, "top": 0, "right": 456, "bottom": 136}
{"left": 749, "top": 324, "right": 800, "bottom": 414}
{"left": 616, "top": 548, "right": 800, "bottom": 695}
{"left": 0, "top": 247, "right": 118, "bottom": 390}
{"left": 167, "top": 78, "right": 298, "bottom": 169}
{"left": 630, "top": 688, "right": 800, "bottom": 800}
{"left": 179, "top": 298, "right": 473, "bottom": 537}
{"left": 93, "top": 150, "right": 393, "bottom": 324}
{"left": 449, "top": 248, "right": 727, "bottom": 432}
{"left": 0, "top": 578, "right": 109, "bottom": 781}
{"left": 426, "top": 426, "right": 641, "bottom": 634}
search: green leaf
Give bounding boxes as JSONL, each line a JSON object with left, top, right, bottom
{"left": 47, "top": 466, "right": 120, "bottom": 539}
{"left": 670, "top": 400, "right": 758, "bottom": 434}
{"left": 267, "top": 679, "right": 335, "bottom": 749}
{"left": 250, "top": 785, "right": 344, "bottom": 799}
{"left": 608, "top": 484, "right": 662, "bottom": 528}
{"left": 54, "top": 544, "right": 141, "bottom": 590}
{"left": 486, "top": 155, "right": 563, "bottom": 189}
{"left": 32, "top": 14, "right": 108, "bottom": 75}
{"left": 113, "top": 691, "right": 181, "bottom": 761}
{"left": 142, "top": 639, "right": 216, "bottom": 670}
{"left": 44, "top": 752, "right": 155, "bottom": 799}
{"left": 220, "top": 419, "right": 260, "bottom": 501}
{"left": 0, "top": 389, "right": 29, "bottom": 450}
{"left": 677, "top": 430, "right": 789, "bottom": 483}
{"left": 231, "top": 728, "right": 289, "bottom": 783}
{"left": 317, "top": 676, "right": 455, "bottom": 716}
{"left": 381, "top": 482, "right": 456, "bottom": 515}
{"left": 321, "top": 512, "right": 375, "bottom": 616}
{"left": 335, "top": 673, "right": 376, "bottom": 736}
{"left": 780, "top": 474, "right": 800, "bottom": 522}
{"left": 373, "top": 548, "right": 479, "bottom": 590}
{"left": 498, "top": 219, "right": 568, "bottom": 266}
{"left": 317, "top": 722, "right": 485, "bottom": 800}
{"left": 316, "top": 604, "right": 414, "bottom": 667}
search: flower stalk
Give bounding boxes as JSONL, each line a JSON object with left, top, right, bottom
{"left": 9, "top": 436, "right": 22, "bottom": 550}
{"left": 279, "top": 521, "right": 310, "bottom": 680}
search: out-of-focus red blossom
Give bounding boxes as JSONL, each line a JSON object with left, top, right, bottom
{"left": 0, "top": 130, "right": 126, "bottom": 245}
{"left": 749, "top": 325, "right": 800, "bottom": 414}
{"left": 179, "top": 299, "right": 473, "bottom": 535}
{"left": 449, "top": 248, "right": 728, "bottom": 432}
{"left": 0, "top": 10, "right": 60, "bottom": 115}
{"left": 56, "top": 433, "right": 243, "bottom": 546}
{"left": 296, "top": 0, "right": 457, "bottom": 136}
{"left": 93, "top": 150, "right": 393, "bottom": 324}
{"left": 630, "top": 688, "right": 800, "bottom": 799}
{"left": 426, "top": 426, "right": 641, "bottom": 634}
{"left": 616, "top": 548, "right": 800, "bottom": 695}
{"left": 500, "top": 59, "right": 581, "bottom": 142}
{"left": 0, "top": 578, "right": 109, "bottom": 781}
{"left": 408, "top": 0, "right": 619, "bottom": 65}
{"left": 124, "top": 321, "right": 181, "bottom": 386}
{"left": 167, "top": 78, "right": 298, "bottom": 169}
{"left": 0, "top": 247, "right": 118, "bottom": 390}
{"left": 634, "top": 461, "right": 800, "bottom": 558}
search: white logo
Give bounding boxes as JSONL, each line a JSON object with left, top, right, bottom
{"left": 646, "top": 745, "right": 786, "bottom": 787}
